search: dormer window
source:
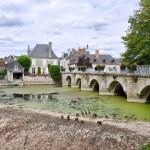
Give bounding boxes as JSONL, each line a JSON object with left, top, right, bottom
{"left": 111, "top": 60, "right": 115, "bottom": 63}
{"left": 14, "top": 64, "right": 18, "bottom": 70}
{"left": 93, "top": 59, "right": 96, "bottom": 62}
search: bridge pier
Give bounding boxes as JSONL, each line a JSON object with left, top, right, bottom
{"left": 80, "top": 77, "right": 92, "bottom": 91}
{"left": 127, "top": 77, "right": 146, "bottom": 103}
{"left": 99, "top": 77, "right": 114, "bottom": 95}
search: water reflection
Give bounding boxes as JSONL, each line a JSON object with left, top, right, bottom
{"left": 13, "top": 93, "right": 58, "bottom": 102}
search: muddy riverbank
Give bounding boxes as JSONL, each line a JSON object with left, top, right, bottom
{"left": 0, "top": 105, "right": 149, "bottom": 150}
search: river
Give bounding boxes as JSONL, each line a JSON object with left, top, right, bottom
{"left": 0, "top": 85, "right": 150, "bottom": 121}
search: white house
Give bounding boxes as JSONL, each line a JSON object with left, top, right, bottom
{"left": 28, "top": 42, "right": 59, "bottom": 75}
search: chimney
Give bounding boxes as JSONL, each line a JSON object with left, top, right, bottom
{"left": 83, "top": 48, "right": 86, "bottom": 55}
{"left": 78, "top": 48, "right": 83, "bottom": 54}
{"left": 49, "top": 42, "right": 52, "bottom": 58}
{"left": 95, "top": 50, "right": 100, "bottom": 58}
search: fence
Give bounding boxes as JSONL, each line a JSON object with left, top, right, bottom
{"left": 62, "top": 65, "right": 150, "bottom": 75}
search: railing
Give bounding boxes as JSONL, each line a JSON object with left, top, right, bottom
{"left": 62, "top": 65, "right": 150, "bottom": 75}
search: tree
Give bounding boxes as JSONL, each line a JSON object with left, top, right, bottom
{"left": 48, "top": 65, "right": 61, "bottom": 82}
{"left": 17, "top": 55, "right": 32, "bottom": 73}
{"left": 121, "top": 0, "right": 150, "bottom": 65}
{"left": 0, "top": 68, "right": 7, "bottom": 79}
{"left": 77, "top": 55, "right": 92, "bottom": 67}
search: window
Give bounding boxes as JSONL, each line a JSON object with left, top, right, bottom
{"left": 32, "top": 68, "right": 35, "bottom": 74}
{"left": 93, "top": 59, "right": 96, "bottom": 62}
{"left": 32, "top": 95, "right": 35, "bottom": 99}
{"left": 14, "top": 64, "right": 18, "bottom": 70}
{"left": 43, "top": 68, "right": 46, "bottom": 74}
{"left": 103, "top": 59, "right": 106, "bottom": 63}
{"left": 111, "top": 60, "right": 115, "bottom": 63}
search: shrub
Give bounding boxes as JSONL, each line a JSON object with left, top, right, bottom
{"left": 77, "top": 66, "right": 87, "bottom": 71}
{"left": 95, "top": 65, "right": 105, "bottom": 71}
{"left": 81, "top": 66, "right": 87, "bottom": 71}
{"left": 120, "top": 64, "right": 126, "bottom": 71}
{"left": 68, "top": 66, "right": 74, "bottom": 72}
{"left": 0, "top": 68, "right": 7, "bottom": 79}
{"left": 140, "top": 142, "right": 150, "bottom": 150}
{"left": 37, "top": 67, "right": 41, "bottom": 75}
{"left": 48, "top": 65, "right": 61, "bottom": 82}
{"left": 127, "top": 63, "right": 138, "bottom": 72}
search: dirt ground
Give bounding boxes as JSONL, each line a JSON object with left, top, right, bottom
{"left": 0, "top": 105, "right": 149, "bottom": 150}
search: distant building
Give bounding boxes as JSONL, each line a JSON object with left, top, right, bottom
{"left": 60, "top": 52, "right": 69, "bottom": 69}
{"left": 6, "top": 60, "right": 24, "bottom": 81}
{"left": 4, "top": 55, "right": 19, "bottom": 61}
{"left": 61, "top": 48, "right": 121, "bottom": 73}
{"left": 28, "top": 42, "right": 59, "bottom": 74}
{"left": 0, "top": 59, "right": 24, "bottom": 81}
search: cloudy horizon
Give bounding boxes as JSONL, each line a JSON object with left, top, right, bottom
{"left": 0, "top": 0, "right": 139, "bottom": 58}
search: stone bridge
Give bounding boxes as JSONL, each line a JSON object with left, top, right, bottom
{"left": 62, "top": 72, "right": 150, "bottom": 103}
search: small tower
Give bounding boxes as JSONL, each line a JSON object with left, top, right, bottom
{"left": 27, "top": 45, "right": 31, "bottom": 56}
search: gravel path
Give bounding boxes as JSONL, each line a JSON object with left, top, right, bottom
{"left": 0, "top": 105, "right": 149, "bottom": 150}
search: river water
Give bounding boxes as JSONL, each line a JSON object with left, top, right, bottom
{"left": 0, "top": 85, "right": 150, "bottom": 121}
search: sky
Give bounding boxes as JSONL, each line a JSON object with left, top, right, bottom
{"left": 0, "top": 0, "right": 140, "bottom": 58}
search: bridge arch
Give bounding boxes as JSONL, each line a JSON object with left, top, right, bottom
{"left": 76, "top": 78, "right": 81, "bottom": 88}
{"left": 90, "top": 79, "right": 99, "bottom": 91}
{"left": 140, "top": 85, "right": 150, "bottom": 103}
{"left": 109, "top": 81, "right": 126, "bottom": 97}
{"left": 66, "top": 76, "right": 71, "bottom": 87}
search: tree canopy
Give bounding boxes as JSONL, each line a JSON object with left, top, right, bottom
{"left": 121, "top": 0, "right": 150, "bottom": 65}
{"left": 77, "top": 55, "right": 92, "bottom": 67}
{"left": 17, "top": 55, "right": 32, "bottom": 73}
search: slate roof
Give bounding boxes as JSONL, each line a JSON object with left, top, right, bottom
{"left": 29, "top": 44, "right": 58, "bottom": 59}
{"left": 6, "top": 61, "right": 24, "bottom": 72}
{"left": 93, "top": 55, "right": 120, "bottom": 65}
{"left": 68, "top": 51, "right": 120, "bottom": 65}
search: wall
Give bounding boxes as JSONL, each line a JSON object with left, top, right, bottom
{"left": 23, "top": 76, "right": 56, "bottom": 84}
{"left": 29, "top": 58, "right": 60, "bottom": 74}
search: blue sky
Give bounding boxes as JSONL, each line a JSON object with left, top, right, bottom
{"left": 0, "top": 0, "right": 139, "bottom": 58}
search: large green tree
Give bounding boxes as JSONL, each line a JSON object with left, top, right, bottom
{"left": 121, "top": 0, "right": 150, "bottom": 65}
{"left": 17, "top": 55, "right": 32, "bottom": 73}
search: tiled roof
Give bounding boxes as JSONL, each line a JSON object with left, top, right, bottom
{"left": 0, "top": 60, "right": 5, "bottom": 67}
{"left": 29, "top": 44, "right": 58, "bottom": 59}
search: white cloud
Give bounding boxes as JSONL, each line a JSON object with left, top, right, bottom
{"left": 0, "top": 0, "right": 140, "bottom": 58}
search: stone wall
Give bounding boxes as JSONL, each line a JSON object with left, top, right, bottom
{"left": 23, "top": 76, "right": 56, "bottom": 84}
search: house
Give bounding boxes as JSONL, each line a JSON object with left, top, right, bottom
{"left": 0, "top": 60, "right": 24, "bottom": 82}
{"left": 28, "top": 42, "right": 59, "bottom": 74}
{"left": 60, "top": 52, "right": 69, "bottom": 69}
{"left": 6, "top": 60, "right": 24, "bottom": 82}
{"left": 61, "top": 48, "right": 121, "bottom": 73}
